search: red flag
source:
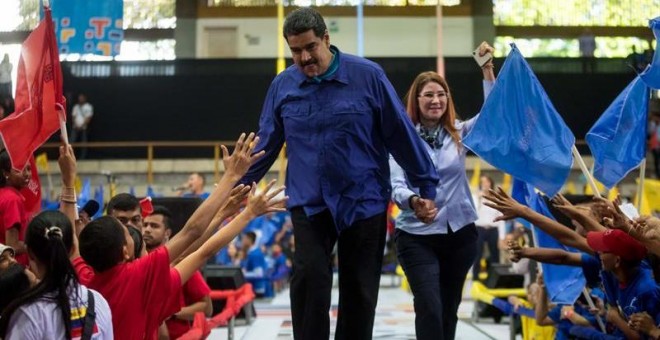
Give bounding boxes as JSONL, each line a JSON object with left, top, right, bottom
{"left": 0, "top": 7, "right": 65, "bottom": 171}
{"left": 20, "top": 155, "right": 42, "bottom": 218}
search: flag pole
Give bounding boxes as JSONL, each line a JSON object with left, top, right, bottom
{"left": 582, "top": 287, "right": 607, "bottom": 332}
{"left": 636, "top": 158, "right": 646, "bottom": 211}
{"left": 571, "top": 145, "right": 602, "bottom": 198}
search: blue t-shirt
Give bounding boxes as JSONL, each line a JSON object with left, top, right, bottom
{"left": 581, "top": 252, "right": 603, "bottom": 287}
{"left": 598, "top": 257, "right": 660, "bottom": 339}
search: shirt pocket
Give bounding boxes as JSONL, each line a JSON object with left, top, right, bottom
{"left": 280, "top": 102, "right": 310, "bottom": 138}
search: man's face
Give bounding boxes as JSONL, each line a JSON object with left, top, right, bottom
{"left": 0, "top": 249, "right": 16, "bottom": 273}
{"left": 112, "top": 208, "right": 143, "bottom": 231}
{"left": 187, "top": 174, "right": 204, "bottom": 192}
{"left": 599, "top": 252, "right": 618, "bottom": 272}
{"left": 143, "top": 214, "right": 171, "bottom": 251}
{"left": 287, "top": 29, "right": 332, "bottom": 78}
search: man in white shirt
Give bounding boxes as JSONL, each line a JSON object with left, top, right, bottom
{"left": 71, "top": 93, "right": 94, "bottom": 158}
{"left": 0, "top": 54, "right": 12, "bottom": 101}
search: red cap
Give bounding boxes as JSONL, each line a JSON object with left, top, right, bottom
{"left": 587, "top": 229, "right": 647, "bottom": 261}
{"left": 140, "top": 197, "right": 154, "bottom": 218}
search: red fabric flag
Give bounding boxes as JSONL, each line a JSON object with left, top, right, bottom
{"left": 0, "top": 7, "right": 65, "bottom": 171}
{"left": 20, "top": 155, "right": 42, "bottom": 218}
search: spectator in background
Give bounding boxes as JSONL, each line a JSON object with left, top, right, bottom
{"left": 70, "top": 93, "right": 93, "bottom": 159}
{"left": 578, "top": 29, "right": 596, "bottom": 73}
{"left": 176, "top": 172, "right": 210, "bottom": 200}
{"left": 0, "top": 149, "right": 30, "bottom": 266}
{"left": 143, "top": 205, "right": 173, "bottom": 253}
{"left": 0, "top": 54, "right": 12, "bottom": 100}
{"left": 472, "top": 175, "right": 505, "bottom": 281}
{"left": 240, "top": 231, "right": 268, "bottom": 297}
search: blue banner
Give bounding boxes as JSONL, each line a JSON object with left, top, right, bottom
{"left": 463, "top": 44, "right": 575, "bottom": 197}
{"left": 586, "top": 76, "right": 649, "bottom": 188}
{"left": 640, "top": 16, "right": 660, "bottom": 89}
{"left": 42, "top": 0, "right": 123, "bottom": 56}
{"left": 511, "top": 179, "right": 586, "bottom": 305}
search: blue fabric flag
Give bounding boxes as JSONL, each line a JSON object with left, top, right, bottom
{"left": 146, "top": 185, "right": 160, "bottom": 198}
{"left": 463, "top": 44, "right": 575, "bottom": 197}
{"left": 93, "top": 184, "right": 104, "bottom": 218}
{"left": 585, "top": 76, "right": 649, "bottom": 188}
{"left": 640, "top": 17, "right": 660, "bottom": 89}
{"left": 41, "top": 0, "right": 124, "bottom": 56}
{"left": 78, "top": 177, "right": 91, "bottom": 208}
{"left": 511, "top": 179, "right": 586, "bottom": 304}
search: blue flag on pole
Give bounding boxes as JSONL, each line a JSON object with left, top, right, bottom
{"left": 93, "top": 184, "right": 104, "bottom": 218}
{"left": 511, "top": 179, "right": 586, "bottom": 304}
{"left": 463, "top": 44, "right": 575, "bottom": 197}
{"left": 78, "top": 177, "right": 91, "bottom": 208}
{"left": 640, "top": 17, "right": 660, "bottom": 89}
{"left": 585, "top": 76, "right": 649, "bottom": 189}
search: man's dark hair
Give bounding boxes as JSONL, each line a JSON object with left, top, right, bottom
{"left": 283, "top": 7, "right": 327, "bottom": 40}
{"left": 151, "top": 205, "right": 173, "bottom": 230}
{"left": 244, "top": 231, "right": 257, "bottom": 245}
{"left": 107, "top": 193, "right": 140, "bottom": 214}
{"left": 79, "top": 216, "right": 127, "bottom": 272}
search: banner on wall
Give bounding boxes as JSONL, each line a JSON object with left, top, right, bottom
{"left": 41, "top": 0, "right": 124, "bottom": 57}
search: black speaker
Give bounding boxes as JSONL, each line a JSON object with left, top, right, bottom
{"left": 149, "top": 197, "right": 203, "bottom": 236}
{"left": 203, "top": 265, "right": 256, "bottom": 323}
{"left": 485, "top": 264, "right": 525, "bottom": 289}
{"left": 475, "top": 264, "right": 525, "bottom": 324}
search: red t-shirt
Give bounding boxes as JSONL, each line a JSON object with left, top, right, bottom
{"left": 0, "top": 187, "right": 28, "bottom": 266}
{"left": 88, "top": 246, "right": 182, "bottom": 340}
{"left": 166, "top": 270, "right": 212, "bottom": 339}
{"left": 71, "top": 256, "right": 95, "bottom": 286}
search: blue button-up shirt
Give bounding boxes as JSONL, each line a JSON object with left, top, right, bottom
{"left": 390, "top": 80, "right": 494, "bottom": 235}
{"left": 241, "top": 46, "right": 439, "bottom": 232}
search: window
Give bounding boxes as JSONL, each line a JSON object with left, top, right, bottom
{"left": 494, "top": 0, "right": 660, "bottom": 27}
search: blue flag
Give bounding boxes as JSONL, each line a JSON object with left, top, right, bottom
{"left": 78, "top": 177, "right": 91, "bottom": 208}
{"left": 586, "top": 76, "right": 649, "bottom": 188}
{"left": 640, "top": 17, "right": 660, "bottom": 89}
{"left": 93, "top": 184, "right": 104, "bottom": 218}
{"left": 146, "top": 185, "right": 160, "bottom": 198}
{"left": 129, "top": 186, "right": 136, "bottom": 197}
{"left": 463, "top": 44, "right": 575, "bottom": 197}
{"left": 511, "top": 179, "right": 586, "bottom": 304}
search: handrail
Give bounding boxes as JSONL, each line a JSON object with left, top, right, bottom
{"left": 35, "top": 139, "right": 591, "bottom": 186}
{"left": 38, "top": 141, "right": 237, "bottom": 184}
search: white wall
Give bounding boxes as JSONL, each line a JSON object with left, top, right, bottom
{"left": 196, "top": 16, "right": 474, "bottom": 58}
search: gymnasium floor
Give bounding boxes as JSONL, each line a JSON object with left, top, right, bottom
{"left": 207, "top": 276, "right": 514, "bottom": 340}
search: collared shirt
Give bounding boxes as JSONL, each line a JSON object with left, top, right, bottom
{"left": 242, "top": 45, "right": 439, "bottom": 232}
{"left": 390, "top": 80, "right": 494, "bottom": 235}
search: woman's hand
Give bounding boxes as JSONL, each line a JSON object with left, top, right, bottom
{"left": 477, "top": 41, "right": 495, "bottom": 81}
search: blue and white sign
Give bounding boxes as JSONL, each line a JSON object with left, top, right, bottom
{"left": 41, "top": 0, "right": 124, "bottom": 56}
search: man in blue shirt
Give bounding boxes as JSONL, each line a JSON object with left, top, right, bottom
{"left": 241, "top": 7, "right": 439, "bottom": 340}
